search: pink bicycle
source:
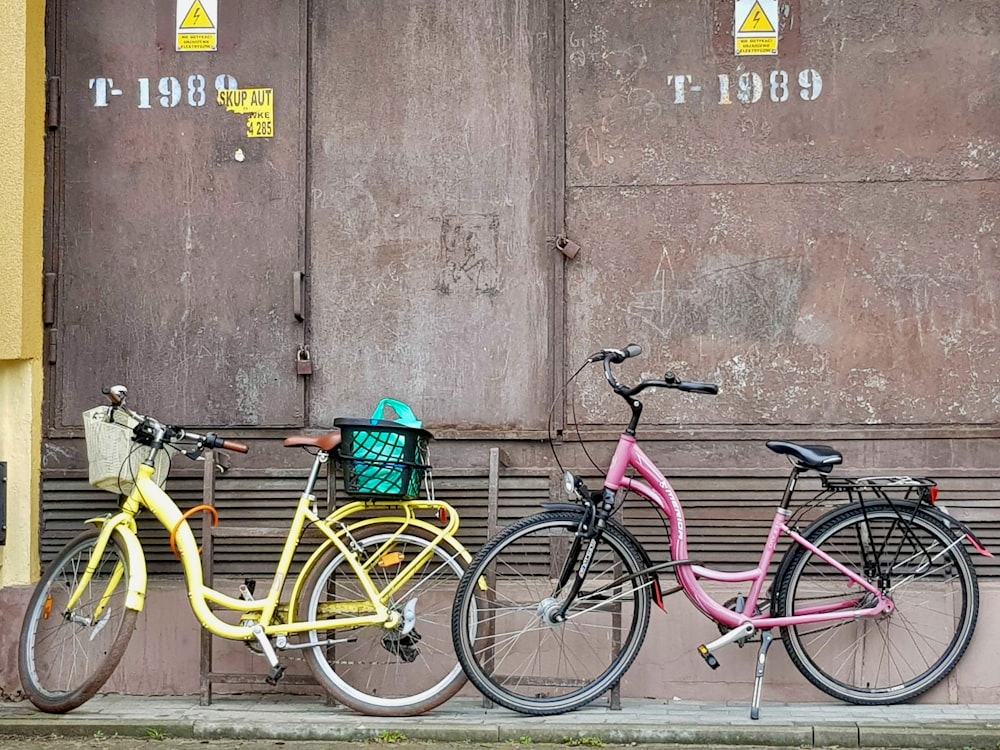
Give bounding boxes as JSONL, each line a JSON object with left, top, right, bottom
{"left": 452, "top": 344, "right": 990, "bottom": 718}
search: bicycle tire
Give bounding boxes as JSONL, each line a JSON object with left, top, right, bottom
{"left": 451, "top": 510, "right": 652, "bottom": 715}
{"left": 19, "top": 528, "right": 138, "bottom": 713}
{"left": 775, "top": 501, "right": 979, "bottom": 704}
{"left": 299, "top": 524, "right": 468, "bottom": 716}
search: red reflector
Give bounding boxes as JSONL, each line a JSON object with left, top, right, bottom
{"left": 929, "top": 487, "right": 938, "bottom": 504}
{"left": 438, "top": 508, "right": 449, "bottom": 524}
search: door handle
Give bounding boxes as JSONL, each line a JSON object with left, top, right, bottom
{"left": 293, "top": 270, "right": 304, "bottom": 322}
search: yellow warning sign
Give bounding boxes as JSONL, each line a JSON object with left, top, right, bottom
{"left": 734, "top": 0, "right": 778, "bottom": 56}
{"left": 176, "top": 0, "right": 217, "bottom": 52}
{"left": 739, "top": 1, "right": 775, "bottom": 33}
{"left": 177, "top": 33, "right": 216, "bottom": 51}
{"left": 180, "top": 0, "right": 215, "bottom": 29}
{"left": 736, "top": 37, "right": 777, "bottom": 55}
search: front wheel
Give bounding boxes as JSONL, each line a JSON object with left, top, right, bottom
{"left": 451, "top": 510, "right": 653, "bottom": 716}
{"left": 299, "top": 525, "right": 468, "bottom": 716}
{"left": 19, "top": 528, "right": 138, "bottom": 713}
{"left": 775, "top": 502, "right": 979, "bottom": 704}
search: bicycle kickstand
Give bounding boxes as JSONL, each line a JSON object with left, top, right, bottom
{"left": 749, "top": 629, "right": 775, "bottom": 720}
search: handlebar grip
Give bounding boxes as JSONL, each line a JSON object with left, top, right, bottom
{"left": 606, "top": 343, "right": 643, "bottom": 363}
{"left": 201, "top": 431, "right": 250, "bottom": 453}
{"left": 679, "top": 381, "right": 719, "bottom": 395}
{"left": 221, "top": 439, "right": 249, "bottom": 454}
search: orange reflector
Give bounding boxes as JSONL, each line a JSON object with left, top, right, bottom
{"left": 377, "top": 552, "right": 405, "bottom": 568}
{"left": 43, "top": 596, "right": 53, "bottom": 620}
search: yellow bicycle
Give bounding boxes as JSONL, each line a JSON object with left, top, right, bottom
{"left": 18, "top": 386, "right": 474, "bottom": 716}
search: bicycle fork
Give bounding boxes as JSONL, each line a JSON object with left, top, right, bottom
{"left": 550, "top": 494, "right": 612, "bottom": 622}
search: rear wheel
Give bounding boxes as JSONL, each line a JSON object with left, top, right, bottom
{"left": 19, "top": 528, "right": 138, "bottom": 713}
{"left": 451, "top": 510, "right": 652, "bottom": 715}
{"left": 776, "top": 502, "right": 978, "bottom": 704}
{"left": 299, "top": 525, "right": 468, "bottom": 716}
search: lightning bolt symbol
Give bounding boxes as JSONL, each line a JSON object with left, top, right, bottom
{"left": 753, "top": 10, "right": 761, "bottom": 25}
{"left": 193, "top": 8, "right": 202, "bottom": 22}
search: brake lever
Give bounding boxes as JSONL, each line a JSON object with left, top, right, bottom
{"left": 167, "top": 426, "right": 206, "bottom": 460}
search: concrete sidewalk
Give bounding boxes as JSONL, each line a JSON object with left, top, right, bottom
{"left": 1, "top": 695, "right": 1000, "bottom": 748}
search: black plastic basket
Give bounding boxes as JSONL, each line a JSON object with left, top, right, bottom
{"left": 333, "top": 417, "right": 433, "bottom": 498}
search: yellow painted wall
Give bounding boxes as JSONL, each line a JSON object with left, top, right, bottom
{"left": 0, "top": 0, "right": 46, "bottom": 585}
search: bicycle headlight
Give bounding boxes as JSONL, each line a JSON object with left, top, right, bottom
{"left": 563, "top": 471, "right": 576, "bottom": 497}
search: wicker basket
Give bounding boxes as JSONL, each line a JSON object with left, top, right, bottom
{"left": 82, "top": 406, "right": 170, "bottom": 494}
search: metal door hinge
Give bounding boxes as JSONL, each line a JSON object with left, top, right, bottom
{"left": 43, "top": 272, "right": 56, "bottom": 325}
{"left": 46, "top": 77, "right": 60, "bottom": 130}
{"left": 0, "top": 462, "right": 7, "bottom": 545}
{"left": 293, "top": 270, "right": 305, "bottom": 322}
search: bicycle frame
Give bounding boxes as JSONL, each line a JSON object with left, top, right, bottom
{"left": 606, "top": 434, "right": 893, "bottom": 630}
{"left": 76, "top": 461, "right": 472, "bottom": 642}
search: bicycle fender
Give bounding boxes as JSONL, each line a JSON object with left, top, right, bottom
{"left": 918, "top": 502, "right": 994, "bottom": 557}
{"left": 540, "top": 503, "right": 667, "bottom": 611}
{"left": 85, "top": 514, "right": 148, "bottom": 612}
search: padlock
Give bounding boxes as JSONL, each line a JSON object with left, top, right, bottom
{"left": 555, "top": 236, "right": 581, "bottom": 260}
{"left": 296, "top": 346, "right": 313, "bottom": 376}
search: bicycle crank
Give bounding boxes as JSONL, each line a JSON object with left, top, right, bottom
{"left": 716, "top": 595, "right": 766, "bottom": 643}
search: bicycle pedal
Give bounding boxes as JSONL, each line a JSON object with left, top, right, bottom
{"left": 265, "top": 665, "right": 286, "bottom": 685}
{"left": 697, "top": 644, "right": 720, "bottom": 670}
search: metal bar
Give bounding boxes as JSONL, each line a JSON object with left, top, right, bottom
{"left": 481, "top": 447, "right": 501, "bottom": 709}
{"left": 0, "top": 462, "right": 6, "bottom": 545}
{"left": 199, "top": 449, "right": 216, "bottom": 706}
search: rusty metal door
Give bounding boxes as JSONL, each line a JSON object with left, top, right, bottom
{"left": 562, "top": 0, "right": 1000, "bottom": 431}
{"left": 47, "top": 0, "right": 306, "bottom": 430}
{"left": 305, "top": 0, "right": 558, "bottom": 432}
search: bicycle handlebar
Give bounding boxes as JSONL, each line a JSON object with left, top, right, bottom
{"left": 103, "top": 385, "right": 250, "bottom": 455}
{"left": 590, "top": 344, "right": 719, "bottom": 398}
{"left": 182, "top": 429, "right": 250, "bottom": 454}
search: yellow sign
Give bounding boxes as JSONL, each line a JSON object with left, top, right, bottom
{"left": 180, "top": 0, "right": 215, "bottom": 29}
{"left": 218, "top": 88, "right": 275, "bottom": 139}
{"left": 739, "top": 1, "right": 775, "bottom": 33}
{"left": 177, "top": 34, "right": 216, "bottom": 51}
{"left": 734, "top": 0, "right": 778, "bottom": 56}
{"left": 736, "top": 37, "right": 778, "bottom": 55}
{"left": 176, "top": 0, "right": 217, "bottom": 52}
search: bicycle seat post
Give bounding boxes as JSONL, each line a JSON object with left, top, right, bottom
{"left": 778, "top": 466, "right": 805, "bottom": 511}
{"left": 302, "top": 449, "right": 329, "bottom": 498}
